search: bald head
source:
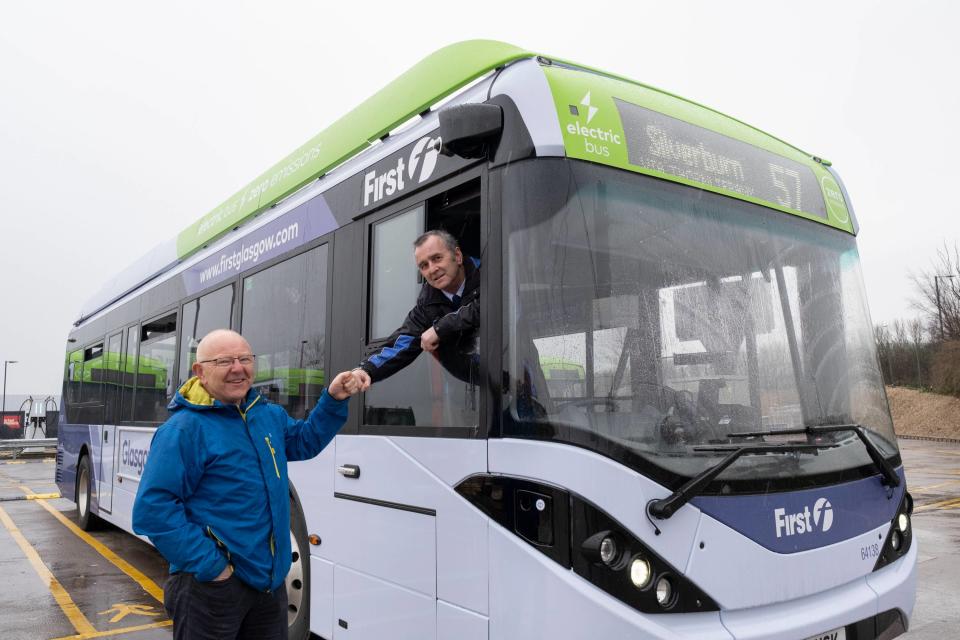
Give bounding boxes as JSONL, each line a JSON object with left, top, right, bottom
{"left": 195, "top": 329, "right": 251, "bottom": 362}
{"left": 192, "top": 329, "right": 255, "bottom": 405}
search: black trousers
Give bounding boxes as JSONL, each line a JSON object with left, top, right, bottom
{"left": 164, "top": 572, "right": 288, "bottom": 640}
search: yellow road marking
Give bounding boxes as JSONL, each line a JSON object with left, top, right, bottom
{"left": 914, "top": 496, "right": 960, "bottom": 513}
{"left": 50, "top": 620, "right": 173, "bottom": 640}
{"left": 2, "top": 460, "right": 27, "bottom": 465}
{"left": 0, "top": 492, "right": 61, "bottom": 503}
{"left": 98, "top": 603, "right": 160, "bottom": 623}
{"left": 98, "top": 602, "right": 160, "bottom": 622}
{"left": 0, "top": 505, "right": 97, "bottom": 635}
{"left": 19, "top": 485, "right": 164, "bottom": 602}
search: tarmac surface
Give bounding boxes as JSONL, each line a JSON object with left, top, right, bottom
{"left": 0, "top": 454, "right": 170, "bottom": 639}
{"left": 896, "top": 438, "right": 960, "bottom": 639}
{"left": 0, "top": 439, "right": 956, "bottom": 640}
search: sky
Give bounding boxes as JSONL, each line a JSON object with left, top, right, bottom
{"left": 1, "top": 0, "right": 957, "bottom": 395}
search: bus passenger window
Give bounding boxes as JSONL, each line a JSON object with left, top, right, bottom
{"left": 135, "top": 313, "right": 177, "bottom": 423}
{"left": 179, "top": 284, "right": 235, "bottom": 388}
{"left": 241, "top": 245, "right": 328, "bottom": 419}
{"left": 103, "top": 332, "right": 123, "bottom": 425}
{"left": 64, "top": 349, "right": 83, "bottom": 424}
{"left": 62, "top": 343, "right": 105, "bottom": 425}
{"left": 81, "top": 343, "right": 104, "bottom": 405}
{"left": 120, "top": 325, "right": 138, "bottom": 423}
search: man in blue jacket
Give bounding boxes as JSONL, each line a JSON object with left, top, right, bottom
{"left": 133, "top": 329, "right": 360, "bottom": 639}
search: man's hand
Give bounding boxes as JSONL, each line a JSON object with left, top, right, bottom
{"left": 214, "top": 564, "right": 233, "bottom": 582}
{"left": 421, "top": 326, "right": 440, "bottom": 353}
{"left": 328, "top": 370, "right": 363, "bottom": 400}
{"left": 351, "top": 368, "right": 372, "bottom": 392}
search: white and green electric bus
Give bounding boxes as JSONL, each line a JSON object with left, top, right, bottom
{"left": 57, "top": 40, "right": 915, "bottom": 640}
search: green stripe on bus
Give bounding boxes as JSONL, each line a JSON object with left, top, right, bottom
{"left": 175, "top": 40, "right": 534, "bottom": 260}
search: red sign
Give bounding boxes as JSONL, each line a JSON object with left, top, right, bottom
{"left": 2, "top": 415, "right": 21, "bottom": 429}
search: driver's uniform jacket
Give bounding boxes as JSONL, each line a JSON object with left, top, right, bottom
{"left": 132, "top": 377, "right": 348, "bottom": 591}
{"left": 358, "top": 257, "right": 480, "bottom": 382}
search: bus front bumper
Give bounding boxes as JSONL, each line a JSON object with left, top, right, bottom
{"left": 719, "top": 540, "right": 917, "bottom": 640}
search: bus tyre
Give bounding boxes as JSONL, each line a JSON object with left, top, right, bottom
{"left": 287, "top": 489, "right": 310, "bottom": 640}
{"left": 76, "top": 455, "right": 101, "bottom": 531}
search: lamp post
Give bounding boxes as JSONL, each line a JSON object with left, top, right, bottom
{"left": 2, "top": 360, "right": 18, "bottom": 415}
{"left": 935, "top": 274, "right": 956, "bottom": 341}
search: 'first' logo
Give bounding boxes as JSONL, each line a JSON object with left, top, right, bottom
{"left": 774, "top": 498, "right": 833, "bottom": 538}
{"left": 363, "top": 135, "right": 442, "bottom": 207}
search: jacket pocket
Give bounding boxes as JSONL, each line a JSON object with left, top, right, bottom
{"left": 206, "top": 525, "right": 232, "bottom": 563}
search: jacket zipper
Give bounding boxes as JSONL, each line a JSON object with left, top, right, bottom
{"left": 236, "top": 397, "right": 278, "bottom": 584}
{"left": 264, "top": 436, "right": 280, "bottom": 479}
{"left": 238, "top": 395, "right": 260, "bottom": 420}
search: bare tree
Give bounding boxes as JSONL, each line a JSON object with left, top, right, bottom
{"left": 874, "top": 323, "right": 892, "bottom": 384}
{"left": 874, "top": 318, "right": 934, "bottom": 388}
{"left": 893, "top": 319, "right": 907, "bottom": 346}
{"left": 892, "top": 319, "right": 910, "bottom": 385}
{"left": 911, "top": 241, "right": 960, "bottom": 341}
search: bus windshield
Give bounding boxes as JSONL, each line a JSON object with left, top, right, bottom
{"left": 503, "top": 159, "right": 896, "bottom": 491}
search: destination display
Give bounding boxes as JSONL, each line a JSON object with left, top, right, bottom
{"left": 614, "top": 99, "right": 827, "bottom": 220}
{"left": 546, "top": 65, "right": 853, "bottom": 232}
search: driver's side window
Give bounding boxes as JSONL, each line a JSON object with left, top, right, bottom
{"left": 362, "top": 181, "right": 481, "bottom": 431}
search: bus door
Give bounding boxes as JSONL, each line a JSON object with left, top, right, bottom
{"left": 329, "top": 181, "right": 486, "bottom": 638}
{"left": 98, "top": 331, "right": 123, "bottom": 513}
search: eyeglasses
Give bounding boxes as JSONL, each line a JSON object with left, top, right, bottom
{"left": 198, "top": 354, "right": 256, "bottom": 368}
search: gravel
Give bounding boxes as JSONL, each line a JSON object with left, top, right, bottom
{"left": 887, "top": 386, "right": 960, "bottom": 440}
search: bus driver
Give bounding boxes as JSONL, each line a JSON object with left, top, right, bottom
{"left": 353, "top": 229, "right": 479, "bottom": 390}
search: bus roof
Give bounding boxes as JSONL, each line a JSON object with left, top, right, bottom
{"left": 79, "top": 40, "right": 853, "bottom": 327}
{"left": 176, "top": 39, "right": 850, "bottom": 264}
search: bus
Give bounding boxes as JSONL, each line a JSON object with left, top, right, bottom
{"left": 56, "top": 40, "right": 915, "bottom": 640}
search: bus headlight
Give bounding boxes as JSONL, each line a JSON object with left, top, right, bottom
{"left": 565, "top": 493, "right": 718, "bottom": 613}
{"left": 655, "top": 576, "right": 675, "bottom": 607}
{"left": 873, "top": 490, "right": 913, "bottom": 573}
{"left": 581, "top": 531, "right": 625, "bottom": 568}
{"left": 457, "top": 475, "right": 719, "bottom": 615}
{"left": 629, "top": 556, "right": 652, "bottom": 589}
{"left": 890, "top": 530, "right": 901, "bottom": 551}
{"left": 599, "top": 536, "right": 619, "bottom": 566}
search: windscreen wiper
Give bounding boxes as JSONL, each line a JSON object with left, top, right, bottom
{"left": 647, "top": 441, "right": 834, "bottom": 520}
{"left": 727, "top": 423, "right": 900, "bottom": 489}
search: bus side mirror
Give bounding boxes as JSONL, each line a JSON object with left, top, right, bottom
{"left": 438, "top": 103, "right": 503, "bottom": 159}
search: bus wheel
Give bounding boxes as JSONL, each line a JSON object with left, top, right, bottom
{"left": 287, "top": 491, "right": 310, "bottom": 640}
{"left": 76, "top": 455, "right": 100, "bottom": 531}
